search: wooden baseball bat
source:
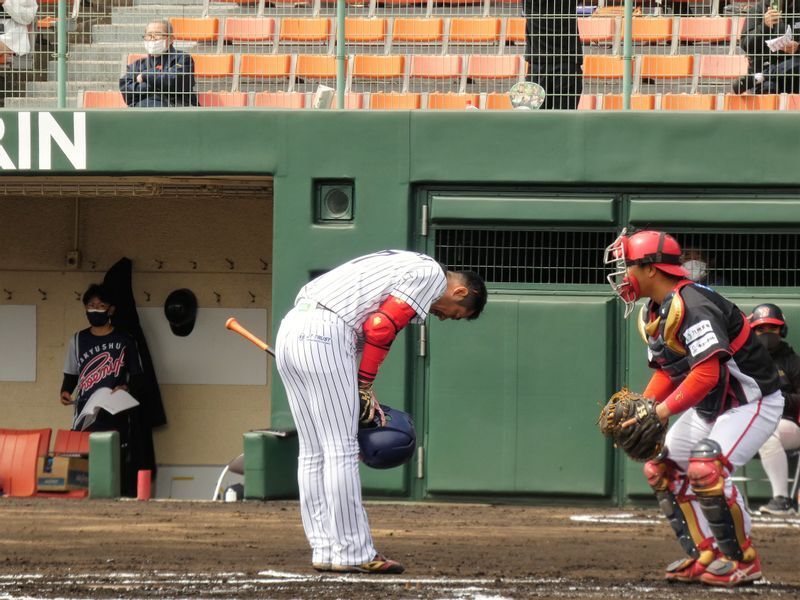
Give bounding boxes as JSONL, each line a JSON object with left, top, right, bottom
{"left": 225, "top": 317, "right": 275, "bottom": 357}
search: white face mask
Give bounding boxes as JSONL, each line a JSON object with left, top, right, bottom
{"left": 682, "top": 260, "right": 707, "bottom": 282}
{"left": 144, "top": 39, "right": 168, "bottom": 56}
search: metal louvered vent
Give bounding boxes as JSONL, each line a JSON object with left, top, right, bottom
{"left": 435, "top": 229, "right": 616, "bottom": 285}
{"left": 673, "top": 232, "right": 800, "bottom": 288}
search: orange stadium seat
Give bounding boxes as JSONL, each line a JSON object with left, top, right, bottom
{"left": 577, "top": 94, "right": 596, "bottom": 110}
{"left": 198, "top": 91, "right": 249, "bottom": 107}
{"left": 53, "top": 429, "right": 90, "bottom": 456}
{"left": 295, "top": 54, "right": 337, "bottom": 81}
{"left": 625, "top": 17, "right": 672, "bottom": 44}
{"left": 253, "top": 91, "right": 306, "bottom": 108}
{"left": 410, "top": 55, "right": 463, "bottom": 83}
{"left": 577, "top": 18, "right": 616, "bottom": 44}
{"left": 279, "top": 18, "right": 331, "bottom": 43}
{"left": 640, "top": 55, "right": 693, "bottom": 79}
{"left": 505, "top": 18, "right": 526, "bottom": 45}
{"left": 223, "top": 17, "right": 276, "bottom": 43}
{"left": 722, "top": 94, "right": 779, "bottom": 111}
{"left": 485, "top": 92, "right": 512, "bottom": 109}
{"left": 0, "top": 428, "right": 52, "bottom": 458}
{"left": 679, "top": 17, "right": 732, "bottom": 43}
{"left": 467, "top": 55, "right": 521, "bottom": 82}
{"left": 81, "top": 91, "right": 127, "bottom": 108}
{"left": 698, "top": 55, "right": 748, "bottom": 81}
{"left": 170, "top": 18, "right": 219, "bottom": 42}
{"left": 345, "top": 18, "right": 388, "bottom": 44}
{"left": 334, "top": 93, "right": 364, "bottom": 109}
{"left": 0, "top": 429, "right": 43, "bottom": 497}
{"left": 784, "top": 95, "right": 800, "bottom": 110}
{"left": 582, "top": 55, "right": 627, "bottom": 79}
{"left": 661, "top": 93, "right": 716, "bottom": 110}
{"left": 192, "top": 54, "right": 235, "bottom": 78}
{"left": 601, "top": 94, "right": 656, "bottom": 109}
{"left": 427, "top": 92, "right": 481, "bottom": 109}
{"left": 392, "top": 18, "right": 444, "bottom": 44}
{"left": 351, "top": 55, "right": 406, "bottom": 81}
{"left": 369, "top": 92, "right": 422, "bottom": 109}
{"left": 449, "top": 18, "right": 501, "bottom": 45}
{"left": 127, "top": 53, "right": 146, "bottom": 65}
{"left": 239, "top": 54, "right": 292, "bottom": 81}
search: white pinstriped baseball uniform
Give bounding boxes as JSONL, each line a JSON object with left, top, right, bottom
{"left": 275, "top": 250, "right": 447, "bottom": 566}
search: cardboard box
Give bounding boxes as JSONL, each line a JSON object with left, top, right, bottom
{"left": 37, "top": 456, "right": 89, "bottom": 492}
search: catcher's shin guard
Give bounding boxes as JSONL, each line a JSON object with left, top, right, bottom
{"left": 688, "top": 439, "right": 754, "bottom": 562}
{"left": 644, "top": 455, "right": 709, "bottom": 560}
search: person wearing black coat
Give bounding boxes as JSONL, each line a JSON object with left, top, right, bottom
{"left": 523, "top": 0, "right": 583, "bottom": 109}
{"left": 733, "top": 0, "right": 800, "bottom": 94}
{"left": 120, "top": 19, "right": 198, "bottom": 108}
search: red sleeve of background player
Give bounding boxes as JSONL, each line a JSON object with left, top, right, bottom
{"left": 663, "top": 356, "right": 721, "bottom": 414}
{"left": 358, "top": 296, "right": 418, "bottom": 384}
{"left": 643, "top": 369, "right": 676, "bottom": 404}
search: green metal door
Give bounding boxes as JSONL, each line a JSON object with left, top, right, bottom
{"left": 415, "top": 189, "right": 621, "bottom": 499}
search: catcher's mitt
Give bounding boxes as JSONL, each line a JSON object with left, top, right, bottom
{"left": 598, "top": 388, "right": 667, "bottom": 462}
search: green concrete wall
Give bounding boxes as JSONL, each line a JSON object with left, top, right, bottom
{"left": 3, "top": 109, "right": 800, "bottom": 503}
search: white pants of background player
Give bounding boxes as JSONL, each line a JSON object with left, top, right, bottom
{"left": 276, "top": 302, "right": 376, "bottom": 567}
{"left": 758, "top": 419, "right": 800, "bottom": 498}
{"left": 665, "top": 391, "right": 783, "bottom": 537}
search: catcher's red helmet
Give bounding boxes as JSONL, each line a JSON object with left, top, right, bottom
{"left": 619, "top": 230, "right": 689, "bottom": 278}
{"left": 604, "top": 229, "right": 689, "bottom": 318}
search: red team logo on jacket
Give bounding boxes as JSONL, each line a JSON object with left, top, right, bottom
{"left": 79, "top": 349, "right": 127, "bottom": 392}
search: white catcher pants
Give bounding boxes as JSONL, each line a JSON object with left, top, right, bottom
{"left": 275, "top": 301, "right": 376, "bottom": 566}
{"left": 664, "top": 390, "right": 783, "bottom": 539}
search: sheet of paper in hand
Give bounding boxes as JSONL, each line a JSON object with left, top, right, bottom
{"left": 767, "top": 26, "right": 793, "bottom": 52}
{"left": 74, "top": 387, "right": 139, "bottom": 431}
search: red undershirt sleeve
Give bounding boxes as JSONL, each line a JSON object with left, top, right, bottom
{"left": 643, "top": 368, "right": 676, "bottom": 404}
{"left": 663, "top": 356, "right": 721, "bottom": 415}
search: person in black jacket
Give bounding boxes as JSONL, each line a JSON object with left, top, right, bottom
{"left": 750, "top": 304, "right": 800, "bottom": 515}
{"left": 523, "top": 0, "right": 583, "bottom": 109}
{"left": 733, "top": 0, "right": 800, "bottom": 94}
{"left": 120, "top": 19, "right": 198, "bottom": 107}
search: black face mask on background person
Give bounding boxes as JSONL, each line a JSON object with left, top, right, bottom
{"left": 757, "top": 332, "right": 782, "bottom": 353}
{"left": 86, "top": 310, "right": 110, "bottom": 327}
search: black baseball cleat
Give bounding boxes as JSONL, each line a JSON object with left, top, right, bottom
{"left": 759, "top": 496, "right": 795, "bottom": 516}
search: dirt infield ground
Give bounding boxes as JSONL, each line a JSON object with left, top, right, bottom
{"left": 1, "top": 499, "right": 799, "bottom": 599}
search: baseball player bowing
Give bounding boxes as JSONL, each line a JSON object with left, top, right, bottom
{"left": 275, "top": 250, "right": 487, "bottom": 574}
{"left": 605, "top": 229, "right": 783, "bottom": 587}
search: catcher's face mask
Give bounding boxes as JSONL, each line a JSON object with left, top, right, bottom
{"left": 604, "top": 229, "right": 640, "bottom": 318}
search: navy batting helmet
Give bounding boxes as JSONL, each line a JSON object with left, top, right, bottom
{"left": 358, "top": 405, "right": 416, "bottom": 470}
{"left": 750, "top": 303, "right": 788, "bottom": 338}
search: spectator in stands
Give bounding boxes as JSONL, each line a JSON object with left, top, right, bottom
{"left": 733, "top": 0, "right": 800, "bottom": 94}
{"left": 120, "top": 19, "right": 198, "bottom": 107}
{"left": 523, "top": 0, "right": 583, "bottom": 109}
{"left": 749, "top": 304, "right": 800, "bottom": 515}
{"left": 681, "top": 247, "right": 728, "bottom": 287}
{"left": 0, "top": 0, "right": 37, "bottom": 58}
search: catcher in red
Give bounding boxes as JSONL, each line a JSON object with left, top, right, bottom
{"left": 603, "top": 229, "right": 784, "bottom": 587}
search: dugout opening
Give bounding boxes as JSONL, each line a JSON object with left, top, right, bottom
{"left": 0, "top": 175, "right": 275, "bottom": 499}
